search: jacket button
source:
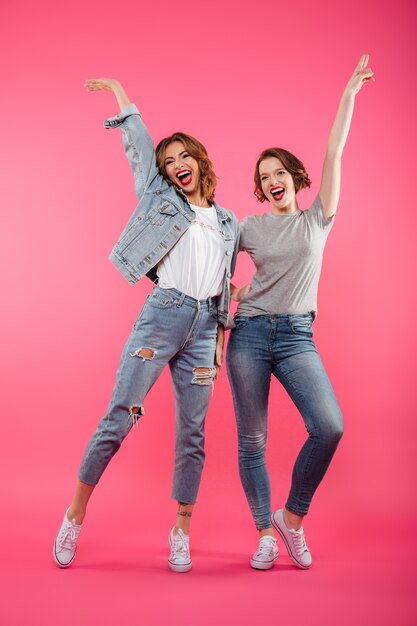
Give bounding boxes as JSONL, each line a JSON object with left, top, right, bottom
{"left": 225, "top": 250, "right": 231, "bottom": 256}
{"left": 227, "top": 272, "right": 231, "bottom": 278}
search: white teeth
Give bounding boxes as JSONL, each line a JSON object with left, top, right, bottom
{"left": 177, "top": 170, "right": 191, "bottom": 179}
{"left": 272, "top": 187, "right": 284, "bottom": 196}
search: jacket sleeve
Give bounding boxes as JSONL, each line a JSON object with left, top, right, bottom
{"left": 104, "top": 104, "right": 162, "bottom": 200}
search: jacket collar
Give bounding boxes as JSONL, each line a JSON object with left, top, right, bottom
{"left": 175, "top": 187, "right": 230, "bottom": 222}
{"left": 212, "top": 202, "right": 231, "bottom": 222}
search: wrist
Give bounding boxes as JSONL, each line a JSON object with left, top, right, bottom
{"left": 342, "top": 87, "right": 356, "bottom": 101}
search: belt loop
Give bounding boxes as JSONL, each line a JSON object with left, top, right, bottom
{"left": 177, "top": 292, "right": 186, "bottom": 307}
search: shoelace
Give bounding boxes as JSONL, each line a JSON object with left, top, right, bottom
{"left": 58, "top": 521, "right": 81, "bottom": 551}
{"left": 256, "top": 537, "right": 276, "bottom": 558}
{"left": 289, "top": 528, "right": 308, "bottom": 557}
{"left": 171, "top": 530, "right": 189, "bottom": 560}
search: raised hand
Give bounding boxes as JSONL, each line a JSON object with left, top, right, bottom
{"left": 345, "top": 54, "right": 374, "bottom": 97}
{"left": 84, "top": 79, "right": 130, "bottom": 111}
{"left": 84, "top": 78, "right": 121, "bottom": 92}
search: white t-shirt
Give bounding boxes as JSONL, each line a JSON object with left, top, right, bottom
{"left": 157, "top": 204, "right": 226, "bottom": 300}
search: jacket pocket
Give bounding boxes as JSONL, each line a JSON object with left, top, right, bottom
{"left": 149, "top": 202, "right": 179, "bottom": 225}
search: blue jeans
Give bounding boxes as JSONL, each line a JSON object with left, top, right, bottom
{"left": 226, "top": 314, "right": 344, "bottom": 529}
{"left": 79, "top": 287, "right": 218, "bottom": 504}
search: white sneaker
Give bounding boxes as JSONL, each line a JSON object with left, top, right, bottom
{"left": 250, "top": 535, "right": 279, "bottom": 570}
{"left": 53, "top": 509, "right": 82, "bottom": 568}
{"left": 168, "top": 528, "right": 192, "bottom": 573}
{"left": 271, "top": 508, "right": 312, "bottom": 569}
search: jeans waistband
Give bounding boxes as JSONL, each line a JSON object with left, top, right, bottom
{"left": 155, "top": 286, "right": 217, "bottom": 310}
{"left": 236, "top": 312, "right": 314, "bottom": 321}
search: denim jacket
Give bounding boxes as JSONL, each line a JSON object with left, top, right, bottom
{"left": 104, "top": 104, "right": 239, "bottom": 328}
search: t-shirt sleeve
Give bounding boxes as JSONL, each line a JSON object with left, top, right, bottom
{"left": 307, "top": 195, "right": 335, "bottom": 231}
{"left": 239, "top": 219, "right": 248, "bottom": 251}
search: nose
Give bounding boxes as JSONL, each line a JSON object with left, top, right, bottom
{"left": 175, "top": 158, "right": 186, "bottom": 170}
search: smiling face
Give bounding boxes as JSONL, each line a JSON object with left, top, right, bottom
{"left": 259, "top": 157, "right": 297, "bottom": 214}
{"left": 163, "top": 141, "right": 201, "bottom": 196}
{"left": 156, "top": 132, "right": 218, "bottom": 204}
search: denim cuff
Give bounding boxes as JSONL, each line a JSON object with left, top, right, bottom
{"left": 103, "top": 103, "right": 140, "bottom": 129}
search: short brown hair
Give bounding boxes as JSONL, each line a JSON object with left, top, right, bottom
{"left": 254, "top": 147, "right": 311, "bottom": 202}
{"left": 156, "top": 132, "right": 218, "bottom": 203}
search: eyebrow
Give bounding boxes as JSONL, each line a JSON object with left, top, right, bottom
{"left": 164, "top": 150, "right": 189, "bottom": 163}
{"left": 260, "top": 167, "right": 286, "bottom": 175}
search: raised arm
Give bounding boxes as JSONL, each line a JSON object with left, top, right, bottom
{"left": 84, "top": 78, "right": 161, "bottom": 200}
{"left": 319, "top": 55, "right": 374, "bottom": 220}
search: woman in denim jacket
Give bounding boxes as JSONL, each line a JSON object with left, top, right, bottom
{"left": 227, "top": 56, "right": 373, "bottom": 570}
{"left": 53, "top": 79, "right": 239, "bottom": 573}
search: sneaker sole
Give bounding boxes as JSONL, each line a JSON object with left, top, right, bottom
{"left": 168, "top": 560, "right": 192, "bottom": 573}
{"left": 270, "top": 514, "right": 312, "bottom": 570}
{"left": 250, "top": 555, "right": 278, "bottom": 570}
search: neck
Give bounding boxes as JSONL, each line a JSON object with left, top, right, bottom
{"left": 271, "top": 197, "right": 298, "bottom": 215}
{"left": 186, "top": 191, "right": 210, "bottom": 208}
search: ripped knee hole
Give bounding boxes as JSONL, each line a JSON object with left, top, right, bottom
{"left": 130, "top": 347, "right": 156, "bottom": 361}
{"left": 191, "top": 367, "right": 217, "bottom": 385}
{"left": 129, "top": 405, "right": 145, "bottom": 427}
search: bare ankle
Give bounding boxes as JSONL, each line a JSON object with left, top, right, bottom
{"left": 67, "top": 508, "right": 85, "bottom": 525}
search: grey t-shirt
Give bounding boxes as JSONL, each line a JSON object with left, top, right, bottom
{"left": 237, "top": 195, "right": 334, "bottom": 318}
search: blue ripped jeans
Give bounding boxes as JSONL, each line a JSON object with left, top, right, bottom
{"left": 79, "top": 287, "right": 218, "bottom": 504}
{"left": 226, "top": 314, "right": 344, "bottom": 530}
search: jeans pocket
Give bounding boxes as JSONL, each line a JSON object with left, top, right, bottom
{"left": 290, "top": 315, "right": 313, "bottom": 336}
{"left": 148, "top": 289, "right": 178, "bottom": 309}
{"left": 233, "top": 315, "right": 249, "bottom": 330}
{"left": 209, "top": 306, "right": 219, "bottom": 320}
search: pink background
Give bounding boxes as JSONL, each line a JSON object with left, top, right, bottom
{"left": 1, "top": 0, "right": 416, "bottom": 624}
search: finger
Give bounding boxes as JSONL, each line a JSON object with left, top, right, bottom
{"left": 84, "top": 81, "right": 100, "bottom": 89}
{"left": 360, "top": 54, "right": 366, "bottom": 70}
{"left": 85, "top": 82, "right": 108, "bottom": 91}
{"left": 362, "top": 68, "right": 374, "bottom": 81}
{"left": 356, "top": 55, "right": 365, "bottom": 72}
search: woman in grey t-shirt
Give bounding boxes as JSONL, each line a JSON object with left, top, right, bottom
{"left": 226, "top": 55, "right": 374, "bottom": 570}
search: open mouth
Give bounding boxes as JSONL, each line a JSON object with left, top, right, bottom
{"left": 176, "top": 169, "right": 192, "bottom": 186}
{"left": 271, "top": 186, "right": 285, "bottom": 201}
